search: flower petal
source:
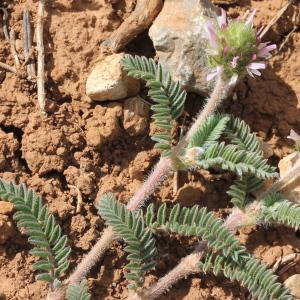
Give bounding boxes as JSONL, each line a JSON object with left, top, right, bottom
{"left": 205, "top": 21, "right": 218, "bottom": 49}
{"left": 231, "top": 56, "right": 239, "bottom": 68}
{"left": 258, "top": 42, "right": 270, "bottom": 50}
{"left": 287, "top": 129, "right": 300, "bottom": 142}
{"left": 206, "top": 66, "right": 222, "bottom": 81}
{"left": 247, "top": 67, "right": 255, "bottom": 78}
{"left": 248, "top": 62, "right": 266, "bottom": 70}
{"left": 217, "top": 8, "right": 227, "bottom": 28}
{"left": 245, "top": 9, "right": 257, "bottom": 26}
{"left": 249, "top": 68, "right": 261, "bottom": 76}
{"left": 257, "top": 44, "right": 277, "bottom": 58}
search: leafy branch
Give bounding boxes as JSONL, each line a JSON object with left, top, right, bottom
{"left": 261, "top": 193, "right": 300, "bottom": 230}
{"left": 145, "top": 202, "right": 292, "bottom": 300}
{"left": 0, "top": 179, "right": 71, "bottom": 285}
{"left": 199, "top": 253, "right": 292, "bottom": 300}
{"left": 122, "top": 55, "right": 186, "bottom": 156}
{"left": 96, "top": 193, "right": 156, "bottom": 289}
{"left": 66, "top": 280, "right": 91, "bottom": 300}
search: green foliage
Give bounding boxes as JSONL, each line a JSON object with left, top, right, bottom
{"left": 96, "top": 193, "right": 156, "bottom": 289}
{"left": 261, "top": 193, "right": 300, "bottom": 230}
{"left": 146, "top": 203, "right": 249, "bottom": 263}
{"left": 184, "top": 115, "right": 274, "bottom": 208}
{"left": 188, "top": 114, "right": 230, "bottom": 149}
{"left": 198, "top": 142, "right": 277, "bottom": 179}
{"left": 122, "top": 55, "right": 186, "bottom": 156}
{"left": 224, "top": 116, "right": 267, "bottom": 208}
{"left": 198, "top": 253, "right": 292, "bottom": 300}
{"left": 227, "top": 176, "right": 263, "bottom": 208}
{"left": 146, "top": 203, "right": 292, "bottom": 300}
{"left": 224, "top": 116, "right": 262, "bottom": 154}
{"left": 66, "top": 280, "right": 91, "bottom": 300}
{"left": 0, "top": 179, "right": 70, "bottom": 283}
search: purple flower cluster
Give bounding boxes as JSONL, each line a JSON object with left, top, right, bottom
{"left": 205, "top": 9, "right": 276, "bottom": 83}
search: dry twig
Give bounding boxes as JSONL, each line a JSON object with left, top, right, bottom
{"left": 260, "top": 1, "right": 293, "bottom": 38}
{"left": 279, "top": 26, "right": 297, "bottom": 51}
{"left": 257, "top": 161, "right": 300, "bottom": 204}
{"left": 23, "top": 8, "right": 35, "bottom": 79}
{"left": 101, "top": 0, "right": 163, "bottom": 53}
{"left": 36, "top": 0, "right": 46, "bottom": 113}
{"left": 68, "top": 184, "right": 83, "bottom": 214}
{"left": 272, "top": 253, "right": 298, "bottom": 272}
{"left": 9, "top": 29, "right": 20, "bottom": 68}
{"left": 0, "top": 7, "right": 9, "bottom": 41}
{"left": 0, "top": 61, "right": 16, "bottom": 73}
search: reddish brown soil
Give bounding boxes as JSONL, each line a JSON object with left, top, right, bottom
{"left": 0, "top": 0, "right": 299, "bottom": 299}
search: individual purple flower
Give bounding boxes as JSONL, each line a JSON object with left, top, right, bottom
{"left": 246, "top": 62, "right": 266, "bottom": 77}
{"left": 287, "top": 129, "right": 300, "bottom": 142}
{"left": 205, "top": 8, "right": 276, "bottom": 82}
{"left": 287, "top": 129, "right": 300, "bottom": 152}
{"left": 206, "top": 65, "right": 223, "bottom": 81}
{"left": 257, "top": 42, "right": 277, "bottom": 58}
{"left": 231, "top": 56, "right": 240, "bottom": 68}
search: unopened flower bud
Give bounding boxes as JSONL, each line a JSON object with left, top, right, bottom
{"left": 184, "top": 147, "right": 205, "bottom": 162}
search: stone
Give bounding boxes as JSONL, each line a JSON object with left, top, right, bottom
{"left": 174, "top": 182, "right": 205, "bottom": 206}
{"left": 0, "top": 201, "right": 13, "bottom": 215}
{"left": 149, "top": 0, "right": 219, "bottom": 95}
{"left": 123, "top": 96, "right": 150, "bottom": 136}
{"left": 278, "top": 152, "right": 300, "bottom": 204}
{"left": 0, "top": 215, "right": 16, "bottom": 244}
{"left": 86, "top": 53, "right": 140, "bottom": 101}
{"left": 284, "top": 274, "right": 300, "bottom": 298}
{"left": 85, "top": 103, "right": 122, "bottom": 148}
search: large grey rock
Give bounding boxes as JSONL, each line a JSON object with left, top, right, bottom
{"left": 149, "top": 0, "right": 219, "bottom": 95}
{"left": 86, "top": 53, "right": 140, "bottom": 101}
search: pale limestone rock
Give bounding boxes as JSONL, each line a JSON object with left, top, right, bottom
{"left": 278, "top": 152, "right": 300, "bottom": 204}
{"left": 86, "top": 53, "right": 140, "bottom": 101}
{"left": 0, "top": 201, "right": 13, "bottom": 215}
{"left": 123, "top": 96, "right": 150, "bottom": 136}
{"left": 284, "top": 274, "right": 300, "bottom": 298}
{"left": 149, "top": 0, "right": 218, "bottom": 95}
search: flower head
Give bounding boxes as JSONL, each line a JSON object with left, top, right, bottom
{"left": 287, "top": 129, "right": 300, "bottom": 152}
{"left": 287, "top": 129, "right": 300, "bottom": 142}
{"left": 205, "top": 9, "right": 276, "bottom": 82}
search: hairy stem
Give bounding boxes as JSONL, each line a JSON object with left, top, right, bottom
{"left": 65, "top": 226, "right": 115, "bottom": 285}
{"left": 64, "top": 74, "right": 229, "bottom": 290}
{"left": 185, "top": 76, "right": 228, "bottom": 142}
{"left": 130, "top": 75, "right": 228, "bottom": 210}
{"left": 126, "top": 156, "right": 172, "bottom": 211}
{"left": 225, "top": 160, "right": 300, "bottom": 231}
{"left": 131, "top": 243, "right": 207, "bottom": 300}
